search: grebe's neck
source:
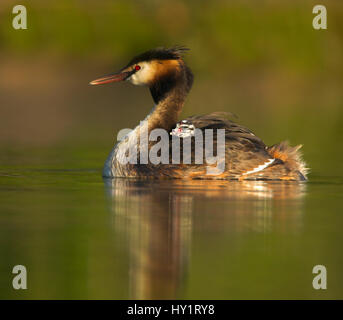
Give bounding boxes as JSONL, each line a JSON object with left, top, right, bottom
{"left": 146, "top": 62, "right": 194, "bottom": 132}
{"left": 146, "top": 86, "right": 185, "bottom": 132}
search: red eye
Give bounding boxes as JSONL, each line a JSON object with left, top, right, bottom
{"left": 135, "top": 65, "right": 141, "bottom": 71}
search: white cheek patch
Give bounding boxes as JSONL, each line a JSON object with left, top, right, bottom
{"left": 129, "top": 62, "right": 154, "bottom": 85}
{"left": 241, "top": 158, "right": 275, "bottom": 176}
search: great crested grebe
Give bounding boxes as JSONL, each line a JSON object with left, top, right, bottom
{"left": 90, "top": 47, "right": 308, "bottom": 181}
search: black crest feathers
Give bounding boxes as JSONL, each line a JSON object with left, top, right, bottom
{"left": 127, "top": 46, "right": 189, "bottom": 67}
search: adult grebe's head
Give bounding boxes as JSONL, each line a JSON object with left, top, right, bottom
{"left": 90, "top": 46, "right": 193, "bottom": 103}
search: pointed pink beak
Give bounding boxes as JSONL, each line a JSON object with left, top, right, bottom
{"left": 89, "top": 70, "right": 132, "bottom": 85}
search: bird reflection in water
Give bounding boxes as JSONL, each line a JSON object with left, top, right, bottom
{"left": 104, "top": 179, "right": 306, "bottom": 299}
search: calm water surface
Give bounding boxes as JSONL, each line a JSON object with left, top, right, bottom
{"left": 0, "top": 152, "right": 342, "bottom": 299}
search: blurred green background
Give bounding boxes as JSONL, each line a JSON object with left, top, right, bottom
{"left": 1, "top": 0, "right": 343, "bottom": 300}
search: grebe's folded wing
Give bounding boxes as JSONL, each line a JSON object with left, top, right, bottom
{"left": 176, "top": 112, "right": 279, "bottom": 178}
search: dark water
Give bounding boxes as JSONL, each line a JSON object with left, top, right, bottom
{"left": 0, "top": 159, "right": 342, "bottom": 299}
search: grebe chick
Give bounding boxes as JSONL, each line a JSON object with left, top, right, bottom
{"left": 90, "top": 47, "right": 308, "bottom": 181}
